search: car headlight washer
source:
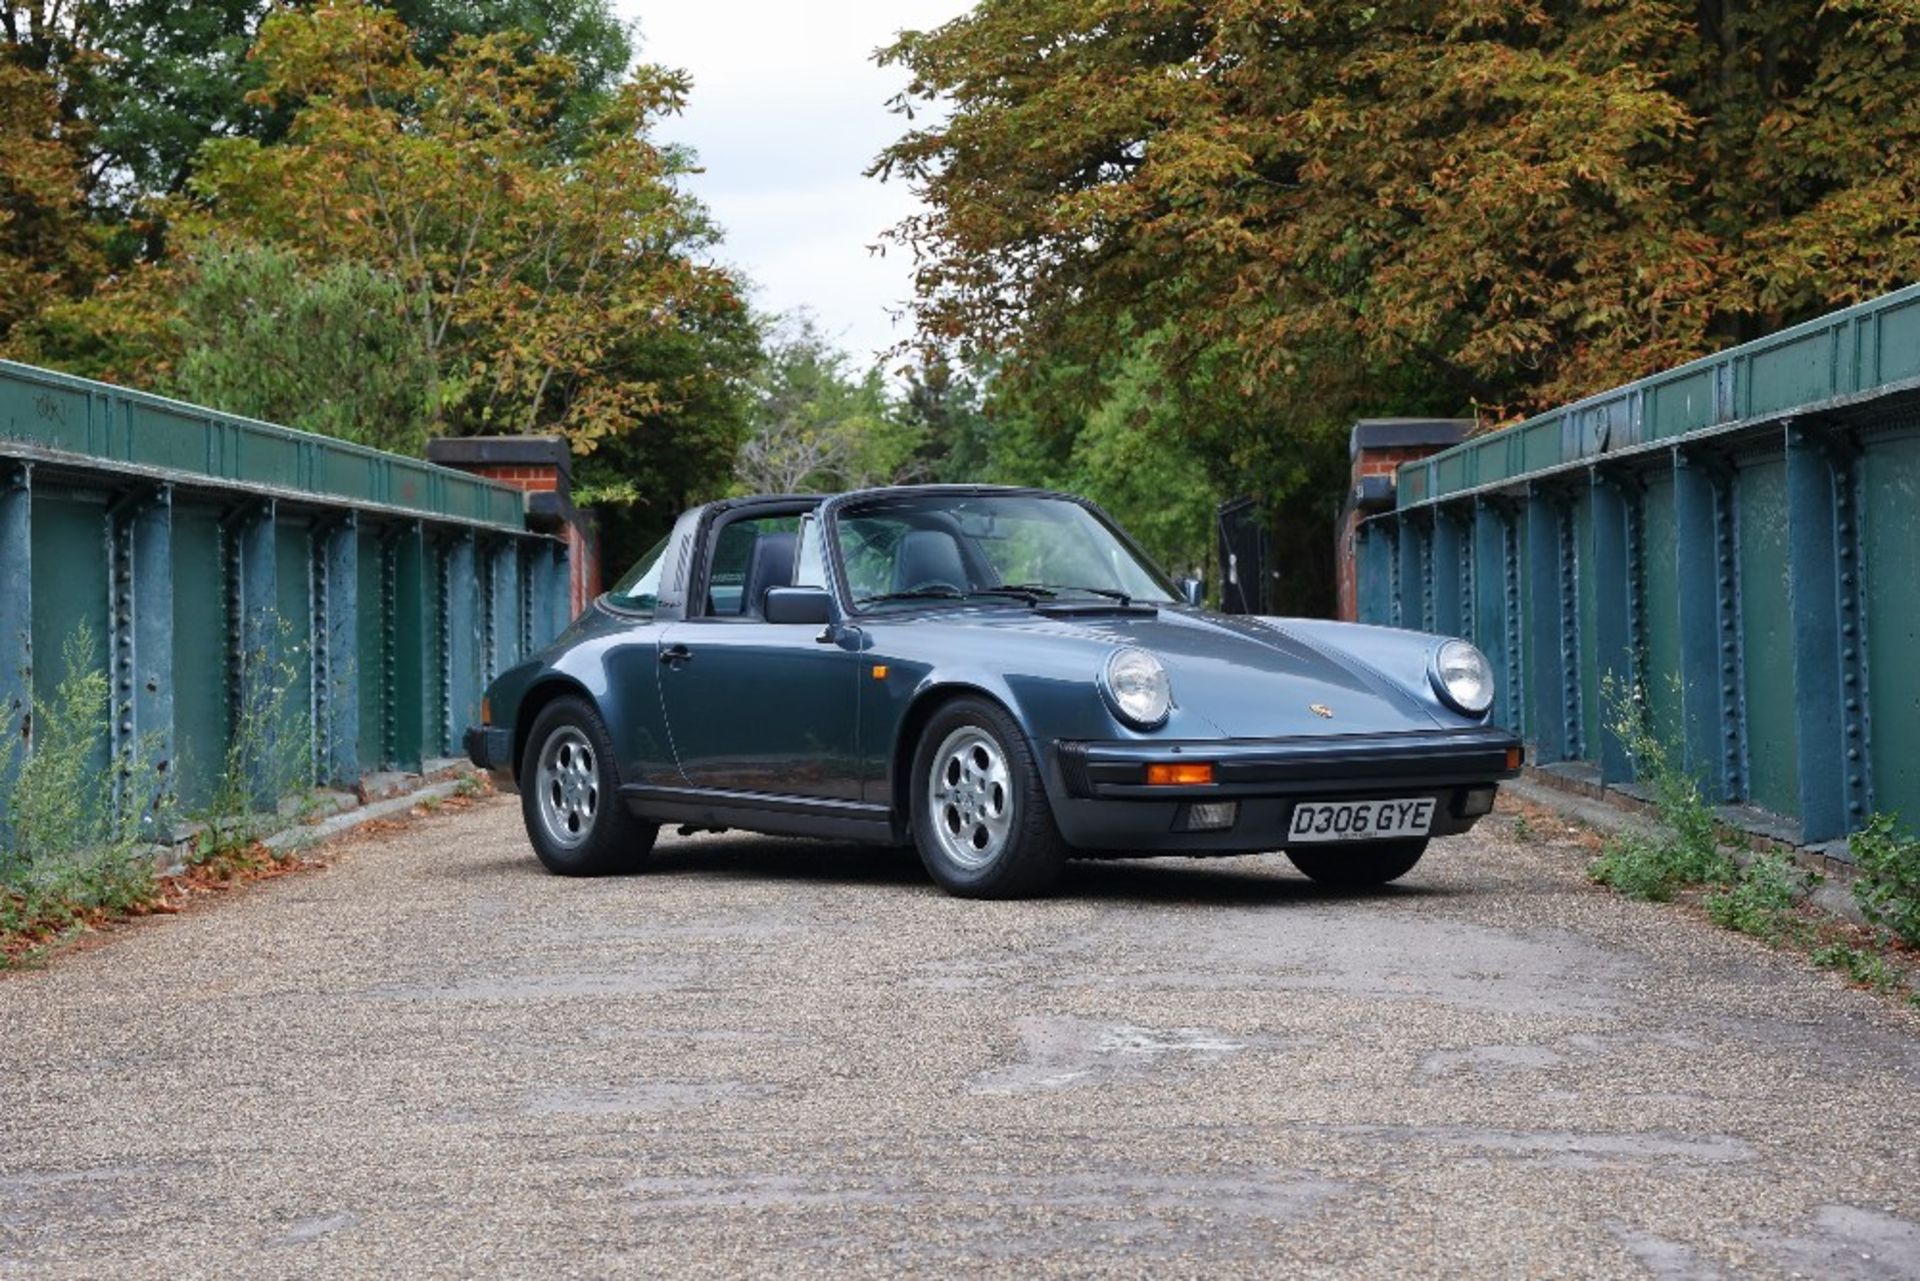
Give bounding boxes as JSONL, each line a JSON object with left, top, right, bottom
{"left": 1101, "top": 646, "right": 1173, "bottom": 729}
{"left": 1431, "top": 639, "right": 1495, "bottom": 717}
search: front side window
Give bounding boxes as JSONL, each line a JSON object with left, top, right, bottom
{"left": 832, "top": 493, "right": 1176, "bottom": 610}
{"left": 605, "top": 535, "right": 671, "bottom": 614}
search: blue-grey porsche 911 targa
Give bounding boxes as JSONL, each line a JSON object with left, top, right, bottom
{"left": 465, "top": 486, "right": 1522, "bottom": 898}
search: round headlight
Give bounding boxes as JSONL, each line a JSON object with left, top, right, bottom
{"left": 1101, "top": 647, "right": 1172, "bottom": 728}
{"left": 1432, "top": 639, "right": 1495, "bottom": 716}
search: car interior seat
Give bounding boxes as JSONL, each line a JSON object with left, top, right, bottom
{"left": 891, "top": 528, "right": 970, "bottom": 595}
{"left": 740, "top": 530, "right": 799, "bottom": 618}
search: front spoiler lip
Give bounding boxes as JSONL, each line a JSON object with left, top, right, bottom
{"left": 1056, "top": 725, "right": 1522, "bottom": 800}
{"left": 463, "top": 725, "right": 519, "bottom": 794}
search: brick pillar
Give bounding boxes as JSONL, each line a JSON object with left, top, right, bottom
{"left": 1335, "top": 419, "right": 1473, "bottom": 621}
{"left": 425, "top": 436, "right": 602, "bottom": 619}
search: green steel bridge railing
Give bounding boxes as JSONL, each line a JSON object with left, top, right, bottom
{"left": 1360, "top": 283, "right": 1920, "bottom": 848}
{"left": 0, "top": 359, "right": 570, "bottom": 822}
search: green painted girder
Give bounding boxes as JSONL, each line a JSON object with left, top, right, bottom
{"left": 1393, "top": 283, "right": 1920, "bottom": 511}
{"left": 1587, "top": 470, "right": 1636, "bottom": 785}
{"left": 1672, "top": 450, "right": 1747, "bottom": 803}
{"left": 0, "top": 463, "right": 28, "bottom": 828}
{"left": 1523, "top": 485, "right": 1578, "bottom": 764}
{"left": 1785, "top": 424, "right": 1872, "bottom": 843}
{"left": 316, "top": 514, "right": 360, "bottom": 789}
{"left": 0, "top": 358, "right": 529, "bottom": 534}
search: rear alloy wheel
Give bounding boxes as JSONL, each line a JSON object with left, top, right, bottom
{"left": 520, "top": 696, "right": 658, "bottom": 876}
{"left": 1286, "top": 839, "right": 1428, "bottom": 888}
{"left": 912, "top": 698, "right": 1065, "bottom": 899}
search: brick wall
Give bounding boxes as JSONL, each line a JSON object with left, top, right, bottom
{"left": 426, "top": 437, "right": 602, "bottom": 618}
{"left": 1334, "top": 420, "right": 1472, "bottom": 622}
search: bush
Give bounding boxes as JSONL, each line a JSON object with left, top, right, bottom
{"left": 1849, "top": 814, "right": 1920, "bottom": 948}
{"left": 1811, "top": 942, "right": 1901, "bottom": 993}
{"left": 1587, "top": 676, "right": 1733, "bottom": 901}
{"left": 1, "top": 629, "right": 169, "bottom": 949}
{"left": 1705, "top": 851, "right": 1816, "bottom": 941}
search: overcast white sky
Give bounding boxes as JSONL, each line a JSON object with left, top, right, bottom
{"left": 616, "top": 1, "right": 972, "bottom": 368}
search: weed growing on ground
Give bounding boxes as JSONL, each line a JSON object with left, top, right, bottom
{"left": 1811, "top": 942, "right": 1902, "bottom": 993}
{"left": 1705, "top": 851, "right": 1818, "bottom": 942}
{"left": 0, "top": 629, "right": 170, "bottom": 958}
{"left": 1511, "top": 813, "right": 1535, "bottom": 844}
{"left": 1588, "top": 676, "right": 1734, "bottom": 901}
{"left": 190, "top": 622, "right": 313, "bottom": 865}
{"left": 453, "top": 774, "right": 483, "bottom": 799}
{"left": 1848, "top": 814, "right": 1920, "bottom": 948}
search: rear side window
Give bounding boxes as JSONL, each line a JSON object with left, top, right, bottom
{"left": 704, "top": 515, "right": 801, "bottom": 617}
{"left": 605, "top": 535, "right": 670, "bottom": 614}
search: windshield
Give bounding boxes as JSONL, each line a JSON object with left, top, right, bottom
{"left": 833, "top": 493, "right": 1177, "bottom": 609}
{"left": 605, "top": 535, "right": 670, "bottom": 613}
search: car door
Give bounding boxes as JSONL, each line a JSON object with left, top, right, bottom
{"left": 657, "top": 511, "right": 862, "bottom": 801}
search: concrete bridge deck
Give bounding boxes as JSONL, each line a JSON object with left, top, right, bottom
{"left": 3, "top": 801, "right": 1916, "bottom": 1277}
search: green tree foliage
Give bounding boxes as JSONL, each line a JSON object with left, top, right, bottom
{"left": 3, "top": 0, "right": 629, "bottom": 221}
{"left": 876, "top": 0, "right": 1920, "bottom": 600}
{"left": 0, "top": 58, "right": 99, "bottom": 343}
{"left": 5, "top": 0, "right": 752, "bottom": 564}
{"left": 734, "top": 314, "right": 922, "bottom": 494}
{"left": 170, "top": 239, "right": 434, "bottom": 454}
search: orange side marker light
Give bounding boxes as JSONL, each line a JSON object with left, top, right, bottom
{"left": 871, "top": 664, "right": 889, "bottom": 680}
{"left": 1146, "top": 762, "right": 1215, "bottom": 786}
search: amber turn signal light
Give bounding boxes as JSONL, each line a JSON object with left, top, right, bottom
{"left": 1145, "top": 762, "right": 1215, "bottom": 786}
{"left": 1506, "top": 746, "right": 1524, "bottom": 771}
{"left": 480, "top": 695, "right": 492, "bottom": 726}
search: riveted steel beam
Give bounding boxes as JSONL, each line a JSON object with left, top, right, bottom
{"left": 314, "top": 514, "right": 360, "bottom": 788}
{"left": 225, "top": 499, "right": 278, "bottom": 811}
{"left": 1525, "top": 484, "right": 1578, "bottom": 762}
{"left": 0, "top": 463, "right": 29, "bottom": 823}
{"left": 1357, "top": 521, "right": 1393, "bottom": 626}
{"left": 107, "top": 486, "right": 175, "bottom": 834}
{"left": 1673, "top": 451, "right": 1747, "bottom": 801}
{"left": 1785, "top": 423, "right": 1873, "bottom": 842}
{"left": 1589, "top": 469, "right": 1640, "bottom": 784}
{"left": 444, "top": 532, "right": 480, "bottom": 749}
{"left": 1397, "top": 509, "right": 1431, "bottom": 633}
{"left": 488, "top": 538, "right": 521, "bottom": 677}
{"left": 1430, "top": 504, "right": 1468, "bottom": 640}
{"left": 528, "top": 540, "right": 566, "bottom": 642}
{"left": 387, "top": 522, "right": 429, "bottom": 773}
{"left": 1473, "top": 497, "right": 1524, "bottom": 737}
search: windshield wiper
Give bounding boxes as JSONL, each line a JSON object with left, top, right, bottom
{"left": 856, "top": 585, "right": 1050, "bottom": 608}
{"left": 854, "top": 587, "right": 967, "bottom": 606}
{"left": 1002, "top": 582, "right": 1133, "bottom": 606}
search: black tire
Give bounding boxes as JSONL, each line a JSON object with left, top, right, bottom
{"left": 910, "top": 697, "right": 1066, "bottom": 899}
{"left": 519, "top": 695, "right": 658, "bottom": 876}
{"left": 1286, "top": 839, "right": 1428, "bottom": 888}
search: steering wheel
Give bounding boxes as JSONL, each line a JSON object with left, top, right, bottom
{"left": 902, "top": 580, "right": 964, "bottom": 596}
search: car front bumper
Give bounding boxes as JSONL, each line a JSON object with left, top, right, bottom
{"left": 1047, "top": 725, "right": 1523, "bottom": 855}
{"left": 463, "top": 725, "right": 518, "bottom": 794}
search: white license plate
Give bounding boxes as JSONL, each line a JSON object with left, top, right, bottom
{"left": 1287, "top": 798, "right": 1436, "bottom": 844}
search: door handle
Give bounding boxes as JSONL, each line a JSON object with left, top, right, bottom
{"left": 660, "top": 644, "right": 693, "bottom": 667}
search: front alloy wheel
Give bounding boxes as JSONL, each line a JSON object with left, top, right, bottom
{"left": 911, "top": 697, "right": 1064, "bottom": 899}
{"left": 519, "top": 695, "right": 658, "bottom": 876}
{"left": 927, "top": 726, "right": 1013, "bottom": 871}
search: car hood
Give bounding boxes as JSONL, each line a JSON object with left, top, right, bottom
{"left": 941, "top": 607, "right": 1446, "bottom": 737}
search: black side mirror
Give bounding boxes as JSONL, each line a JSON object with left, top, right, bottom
{"left": 764, "top": 585, "right": 835, "bottom": 625}
{"left": 1179, "top": 577, "right": 1206, "bottom": 607}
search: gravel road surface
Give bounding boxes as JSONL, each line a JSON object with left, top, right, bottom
{"left": 3, "top": 797, "right": 1917, "bottom": 1278}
